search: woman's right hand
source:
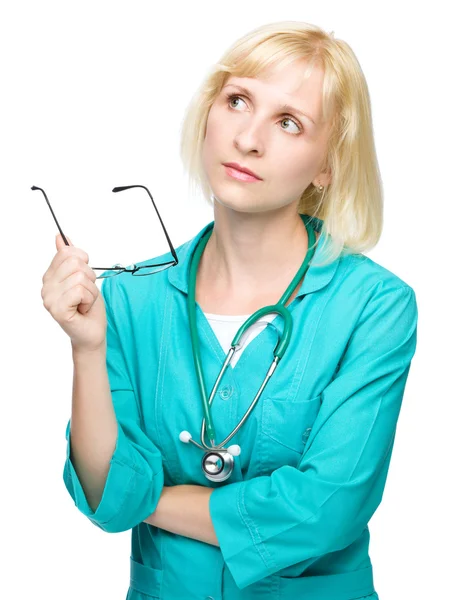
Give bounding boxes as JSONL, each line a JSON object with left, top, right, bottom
{"left": 41, "top": 233, "right": 107, "bottom": 353}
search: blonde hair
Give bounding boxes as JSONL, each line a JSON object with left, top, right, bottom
{"left": 179, "top": 20, "right": 383, "bottom": 266}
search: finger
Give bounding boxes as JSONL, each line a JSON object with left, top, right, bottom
{"left": 52, "top": 255, "right": 97, "bottom": 286}
{"left": 44, "top": 241, "right": 90, "bottom": 282}
{"left": 52, "top": 271, "right": 99, "bottom": 315}
{"left": 55, "top": 232, "right": 73, "bottom": 250}
{"left": 60, "top": 281, "right": 96, "bottom": 316}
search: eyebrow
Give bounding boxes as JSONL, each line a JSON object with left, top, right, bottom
{"left": 223, "top": 83, "right": 316, "bottom": 125}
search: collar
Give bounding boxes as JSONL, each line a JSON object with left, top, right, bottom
{"left": 168, "top": 213, "right": 340, "bottom": 298}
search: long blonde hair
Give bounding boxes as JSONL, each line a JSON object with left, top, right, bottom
{"left": 179, "top": 21, "right": 383, "bottom": 266}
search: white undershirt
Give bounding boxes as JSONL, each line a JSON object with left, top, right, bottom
{"left": 203, "top": 311, "right": 278, "bottom": 368}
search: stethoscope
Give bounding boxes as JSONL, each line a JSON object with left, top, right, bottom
{"left": 179, "top": 219, "right": 317, "bottom": 482}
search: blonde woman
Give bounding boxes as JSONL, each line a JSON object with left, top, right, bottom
{"left": 42, "top": 20, "right": 418, "bottom": 600}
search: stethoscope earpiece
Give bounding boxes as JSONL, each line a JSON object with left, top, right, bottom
{"left": 179, "top": 430, "right": 192, "bottom": 443}
{"left": 226, "top": 444, "right": 241, "bottom": 456}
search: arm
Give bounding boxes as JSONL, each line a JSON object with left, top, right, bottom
{"left": 68, "top": 342, "right": 117, "bottom": 512}
{"left": 144, "top": 485, "right": 219, "bottom": 546}
{"left": 63, "top": 274, "right": 164, "bottom": 533}
{"left": 206, "top": 284, "right": 418, "bottom": 589}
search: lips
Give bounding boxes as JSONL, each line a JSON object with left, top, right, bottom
{"left": 222, "top": 162, "right": 262, "bottom": 180}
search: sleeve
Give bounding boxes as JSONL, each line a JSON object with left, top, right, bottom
{"left": 209, "top": 284, "right": 418, "bottom": 589}
{"left": 62, "top": 274, "right": 164, "bottom": 533}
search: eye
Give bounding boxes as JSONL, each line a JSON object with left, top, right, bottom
{"left": 225, "top": 93, "right": 303, "bottom": 135}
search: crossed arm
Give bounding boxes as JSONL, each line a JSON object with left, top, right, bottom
{"left": 143, "top": 485, "right": 219, "bottom": 547}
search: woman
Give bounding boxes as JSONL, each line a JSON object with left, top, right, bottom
{"left": 43, "top": 21, "right": 418, "bottom": 600}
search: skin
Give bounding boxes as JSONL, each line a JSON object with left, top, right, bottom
{"left": 143, "top": 59, "right": 333, "bottom": 543}
{"left": 198, "top": 58, "right": 332, "bottom": 312}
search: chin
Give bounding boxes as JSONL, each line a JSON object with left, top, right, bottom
{"left": 215, "top": 197, "right": 276, "bottom": 215}
{"left": 211, "top": 189, "right": 259, "bottom": 212}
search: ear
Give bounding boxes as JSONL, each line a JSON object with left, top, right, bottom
{"left": 313, "top": 168, "right": 331, "bottom": 188}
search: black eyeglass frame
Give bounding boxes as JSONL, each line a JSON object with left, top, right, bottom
{"left": 32, "top": 184, "right": 179, "bottom": 279}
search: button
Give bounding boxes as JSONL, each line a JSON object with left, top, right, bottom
{"left": 205, "top": 597, "right": 215, "bottom": 600}
{"left": 219, "top": 385, "right": 234, "bottom": 400}
{"left": 302, "top": 427, "right": 312, "bottom": 443}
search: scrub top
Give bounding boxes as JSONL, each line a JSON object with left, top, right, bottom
{"left": 63, "top": 213, "right": 418, "bottom": 600}
{"left": 204, "top": 312, "right": 278, "bottom": 368}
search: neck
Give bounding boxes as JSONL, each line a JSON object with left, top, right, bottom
{"left": 199, "top": 203, "right": 316, "bottom": 301}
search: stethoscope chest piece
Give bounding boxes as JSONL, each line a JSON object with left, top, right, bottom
{"left": 202, "top": 450, "right": 234, "bottom": 483}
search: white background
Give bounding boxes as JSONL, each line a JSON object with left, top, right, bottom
{"left": 1, "top": 1, "right": 453, "bottom": 599}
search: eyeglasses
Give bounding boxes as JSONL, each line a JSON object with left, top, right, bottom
{"left": 32, "top": 184, "right": 179, "bottom": 279}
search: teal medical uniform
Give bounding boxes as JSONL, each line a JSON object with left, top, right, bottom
{"left": 63, "top": 214, "right": 418, "bottom": 600}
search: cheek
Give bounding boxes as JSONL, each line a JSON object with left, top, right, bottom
{"left": 273, "top": 148, "right": 312, "bottom": 185}
{"left": 280, "top": 138, "right": 326, "bottom": 181}
{"left": 204, "top": 109, "right": 226, "bottom": 148}
{"left": 202, "top": 131, "right": 216, "bottom": 175}
{"left": 202, "top": 111, "right": 228, "bottom": 169}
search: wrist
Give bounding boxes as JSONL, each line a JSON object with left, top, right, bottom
{"left": 71, "top": 341, "right": 106, "bottom": 364}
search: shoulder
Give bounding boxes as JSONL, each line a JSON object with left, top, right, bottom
{"left": 323, "top": 253, "right": 418, "bottom": 365}
{"left": 324, "top": 252, "right": 418, "bottom": 334}
{"left": 336, "top": 250, "right": 416, "bottom": 297}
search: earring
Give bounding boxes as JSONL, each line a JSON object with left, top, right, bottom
{"left": 318, "top": 183, "right": 324, "bottom": 192}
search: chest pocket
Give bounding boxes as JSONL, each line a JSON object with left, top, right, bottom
{"left": 259, "top": 394, "right": 322, "bottom": 473}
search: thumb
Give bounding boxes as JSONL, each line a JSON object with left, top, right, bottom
{"left": 55, "top": 232, "right": 73, "bottom": 250}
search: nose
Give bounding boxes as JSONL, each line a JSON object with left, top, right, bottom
{"left": 233, "top": 119, "right": 265, "bottom": 156}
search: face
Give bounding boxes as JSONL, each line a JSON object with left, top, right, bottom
{"left": 201, "top": 59, "right": 332, "bottom": 214}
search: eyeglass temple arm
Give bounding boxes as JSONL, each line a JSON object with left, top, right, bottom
{"left": 32, "top": 184, "right": 178, "bottom": 263}
{"left": 31, "top": 186, "right": 71, "bottom": 246}
{"left": 112, "top": 185, "right": 178, "bottom": 264}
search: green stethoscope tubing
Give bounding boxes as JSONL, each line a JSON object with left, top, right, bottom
{"left": 187, "top": 218, "right": 316, "bottom": 452}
